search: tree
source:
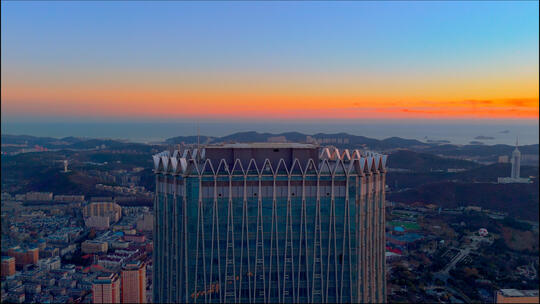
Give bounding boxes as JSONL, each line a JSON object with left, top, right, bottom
{"left": 464, "top": 267, "right": 479, "bottom": 278}
{"left": 88, "top": 228, "right": 96, "bottom": 239}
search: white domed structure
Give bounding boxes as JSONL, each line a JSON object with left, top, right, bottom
{"left": 478, "top": 228, "right": 488, "bottom": 237}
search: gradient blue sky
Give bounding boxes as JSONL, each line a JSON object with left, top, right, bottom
{"left": 1, "top": 1, "right": 538, "bottom": 122}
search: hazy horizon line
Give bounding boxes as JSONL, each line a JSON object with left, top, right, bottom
{"left": 2, "top": 116, "right": 539, "bottom": 125}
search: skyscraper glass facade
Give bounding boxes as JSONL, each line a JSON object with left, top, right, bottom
{"left": 152, "top": 144, "right": 387, "bottom": 303}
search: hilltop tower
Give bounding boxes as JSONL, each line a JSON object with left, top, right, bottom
{"left": 510, "top": 138, "right": 521, "bottom": 179}
{"left": 498, "top": 137, "right": 530, "bottom": 184}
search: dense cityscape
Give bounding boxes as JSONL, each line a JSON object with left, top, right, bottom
{"left": 1, "top": 132, "right": 538, "bottom": 303}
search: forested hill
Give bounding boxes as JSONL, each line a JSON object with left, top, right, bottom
{"left": 388, "top": 181, "right": 539, "bottom": 222}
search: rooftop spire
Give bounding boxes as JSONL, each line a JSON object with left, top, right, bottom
{"left": 197, "top": 121, "right": 200, "bottom": 150}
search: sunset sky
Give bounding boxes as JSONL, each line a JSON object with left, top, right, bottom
{"left": 1, "top": 1, "right": 538, "bottom": 122}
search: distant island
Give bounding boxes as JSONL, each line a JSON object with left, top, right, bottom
{"left": 475, "top": 135, "right": 495, "bottom": 140}
{"left": 499, "top": 130, "right": 510, "bottom": 134}
{"left": 469, "top": 141, "right": 484, "bottom": 145}
{"left": 2, "top": 132, "right": 539, "bottom": 166}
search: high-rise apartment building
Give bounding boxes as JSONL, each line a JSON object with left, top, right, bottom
{"left": 92, "top": 273, "right": 121, "bottom": 304}
{"left": 7, "top": 246, "right": 39, "bottom": 269}
{"left": 83, "top": 201, "right": 122, "bottom": 223}
{"left": 1, "top": 256, "right": 16, "bottom": 277}
{"left": 121, "top": 260, "right": 147, "bottom": 303}
{"left": 152, "top": 143, "right": 387, "bottom": 303}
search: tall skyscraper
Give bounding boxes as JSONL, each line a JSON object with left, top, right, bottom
{"left": 92, "top": 273, "right": 121, "bottom": 304}
{"left": 121, "top": 260, "right": 147, "bottom": 303}
{"left": 511, "top": 139, "right": 521, "bottom": 179}
{"left": 152, "top": 143, "right": 387, "bottom": 303}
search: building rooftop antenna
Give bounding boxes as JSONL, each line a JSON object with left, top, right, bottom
{"left": 197, "top": 121, "right": 200, "bottom": 150}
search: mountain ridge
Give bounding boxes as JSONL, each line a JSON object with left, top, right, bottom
{"left": 3, "top": 132, "right": 538, "bottom": 165}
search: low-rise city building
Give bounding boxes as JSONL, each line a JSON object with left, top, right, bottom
{"left": 7, "top": 246, "right": 39, "bottom": 269}
{"left": 495, "top": 289, "right": 539, "bottom": 303}
{"left": 24, "top": 192, "right": 54, "bottom": 201}
{"left": 84, "top": 216, "right": 110, "bottom": 230}
{"left": 136, "top": 213, "right": 153, "bottom": 232}
{"left": 53, "top": 195, "right": 85, "bottom": 203}
{"left": 40, "top": 247, "right": 60, "bottom": 259}
{"left": 81, "top": 240, "right": 108, "bottom": 254}
{"left": 124, "top": 234, "right": 146, "bottom": 243}
{"left": 37, "top": 256, "right": 61, "bottom": 271}
{"left": 59, "top": 244, "right": 77, "bottom": 257}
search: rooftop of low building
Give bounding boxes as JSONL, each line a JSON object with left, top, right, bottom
{"left": 205, "top": 142, "right": 318, "bottom": 149}
{"left": 499, "top": 289, "right": 539, "bottom": 297}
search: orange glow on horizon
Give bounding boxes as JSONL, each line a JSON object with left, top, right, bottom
{"left": 2, "top": 83, "right": 538, "bottom": 120}
{"left": 2, "top": 0, "right": 538, "bottom": 122}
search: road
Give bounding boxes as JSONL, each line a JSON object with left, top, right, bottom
{"left": 441, "top": 247, "right": 472, "bottom": 275}
{"left": 440, "top": 236, "right": 482, "bottom": 275}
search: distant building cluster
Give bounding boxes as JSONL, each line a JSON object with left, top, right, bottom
{"left": 2, "top": 190, "right": 153, "bottom": 303}
{"left": 15, "top": 192, "right": 53, "bottom": 202}
{"left": 83, "top": 202, "right": 122, "bottom": 230}
{"left": 266, "top": 135, "right": 287, "bottom": 143}
{"left": 4, "top": 192, "right": 85, "bottom": 203}
{"left": 85, "top": 167, "right": 144, "bottom": 187}
{"left": 83, "top": 202, "right": 122, "bottom": 221}
{"left": 46, "top": 227, "right": 84, "bottom": 247}
{"left": 84, "top": 217, "right": 111, "bottom": 231}
{"left": 0, "top": 144, "right": 48, "bottom": 155}
{"left": 305, "top": 135, "right": 350, "bottom": 144}
{"left": 95, "top": 184, "right": 151, "bottom": 197}
{"left": 54, "top": 195, "right": 85, "bottom": 203}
